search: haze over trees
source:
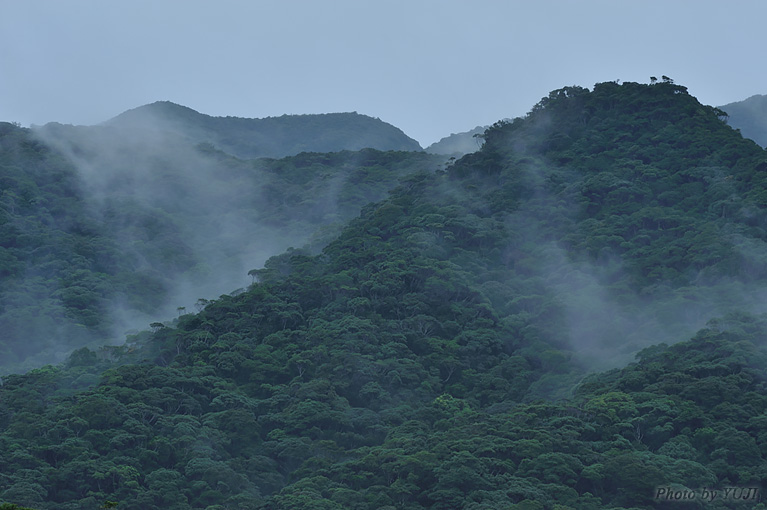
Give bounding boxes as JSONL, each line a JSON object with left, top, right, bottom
{"left": 0, "top": 112, "right": 441, "bottom": 372}
{"left": 3, "top": 80, "right": 767, "bottom": 509}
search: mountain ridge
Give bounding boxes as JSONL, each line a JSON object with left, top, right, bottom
{"left": 424, "top": 125, "right": 487, "bottom": 156}
{"left": 719, "top": 93, "right": 767, "bottom": 148}
{"left": 97, "top": 101, "right": 424, "bottom": 158}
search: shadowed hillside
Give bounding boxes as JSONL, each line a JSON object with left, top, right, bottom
{"left": 103, "top": 102, "right": 423, "bottom": 158}
{"left": 720, "top": 94, "right": 767, "bottom": 148}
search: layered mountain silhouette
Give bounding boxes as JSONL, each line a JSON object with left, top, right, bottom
{"left": 425, "top": 125, "right": 487, "bottom": 156}
{"left": 102, "top": 101, "right": 423, "bottom": 158}
{"left": 720, "top": 94, "right": 767, "bottom": 147}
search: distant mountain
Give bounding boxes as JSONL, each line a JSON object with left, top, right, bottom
{"left": 425, "top": 125, "right": 487, "bottom": 156}
{"left": 719, "top": 94, "right": 767, "bottom": 147}
{"left": 104, "top": 101, "right": 423, "bottom": 157}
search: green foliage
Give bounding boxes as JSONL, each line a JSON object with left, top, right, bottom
{"left": 0, "top": 504, "right": 40, "bottom": 510}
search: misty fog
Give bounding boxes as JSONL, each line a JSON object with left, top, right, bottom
{"left": 445, "top": 129, "right": 767, "bottom": 375}
{"left": 5, "top": 106, "right": 439, "bottom": 372}
{"left": 36, "top": 119, "right": 289, "bottom": 334}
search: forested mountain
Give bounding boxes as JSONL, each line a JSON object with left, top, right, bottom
{"left": 425, "top": 125, "right": 487, "bottom": 157}
{"left": 99, "top": 102, "right": 423, "bottom": 158}
{"left": 3, "top": 81, "right": 767, "bottom": 509}
{"left": 0, "top": 120, "right": 442, "bottom": 372}
{"left": 720, "top": 94, "right": 767, "bottom": 148}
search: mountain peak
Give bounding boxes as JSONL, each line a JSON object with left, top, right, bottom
{"left": 104, "top": 100, "right": 203, "bottom": 127}
{"left": 477, "top": 80, "right": 734, "bottom": 157}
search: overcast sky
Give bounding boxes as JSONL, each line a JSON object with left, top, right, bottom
{"left": 2, "top": 0, "right": 766, "bottom": 146}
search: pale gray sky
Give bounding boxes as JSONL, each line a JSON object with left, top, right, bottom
{"left": 2, "top": 0, "right": 766, "bottom": 146}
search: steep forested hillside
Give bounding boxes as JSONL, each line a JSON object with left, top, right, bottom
{"left": 3, "top": 81, "right": 767, "bottom": 509}
{"left": 0, "top": 122, "right": 139, "bottom": 369}
{"left": 100, "top": 102, "right": 423, "bottom": 158}
{"left": 0, "top": 121, "right": 441, "bottom": 372}
{"left": 720, "top": 94, "right": 767, "bottom": 148}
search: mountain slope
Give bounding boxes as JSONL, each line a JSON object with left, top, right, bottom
{"left": 425, "top": 125, "right": 487, "bottom": 156}
{"left": 720, "top": 94, "right": 767, "bottom": 148}
{"left": 104, "top": 101, "right": 423, "bottom": 158}
{"left": 0, "top": 120, "right": 440, "bottom": 372}
{"left": 3, "top": 81, "right": 767, "bottom": 509}
{"left": 443, "top": 81, "right": 767, "bottom": 363}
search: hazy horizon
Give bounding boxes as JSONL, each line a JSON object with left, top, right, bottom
{"left": 2, "top": 1, "right": 767, "bottom": 146}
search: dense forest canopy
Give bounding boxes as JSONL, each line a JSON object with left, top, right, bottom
{"left": 2, "top": 80, "right": 767, "bottom": 509}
